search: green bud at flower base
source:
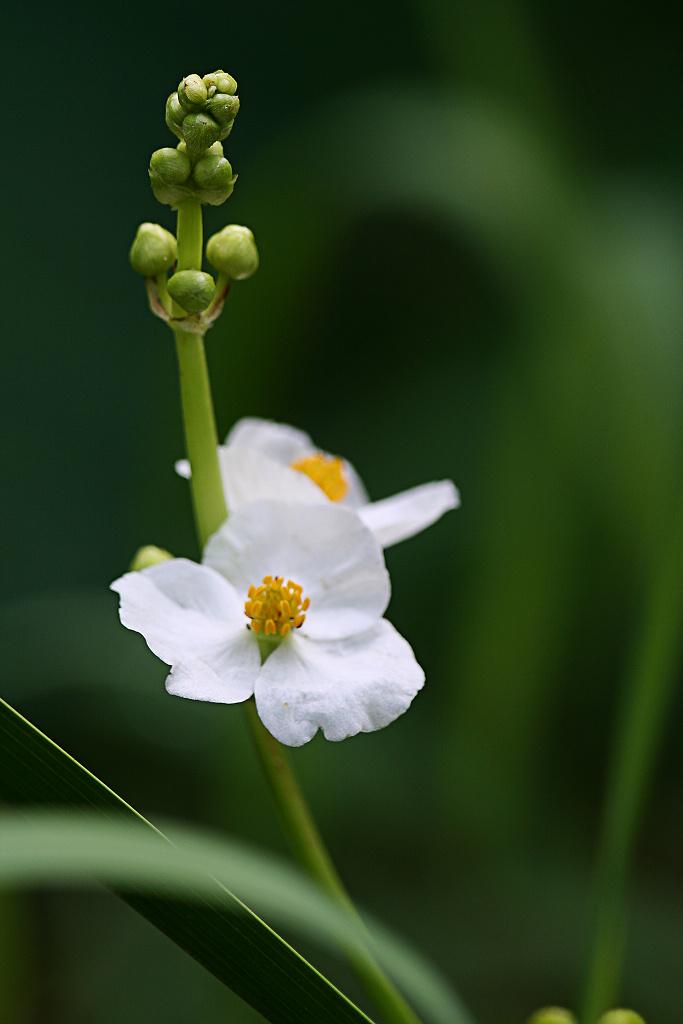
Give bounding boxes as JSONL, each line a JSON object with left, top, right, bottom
{"left": 130, "top": 545, "right": 174, "bottom": 571}
{"left": 167, "top": 270, "right": 215, "bottom": 312}
{"left": 206, "top": 225, "right": 259, "bottom": 280}
{"left": 597, "top": 1011, "right": 646, "bottom": 1024}
{"left": 129, "top": 222, "right": 177, "bottom": 276}
{"left": 526, "top": 1009, "right": 577, "bottom": 1024}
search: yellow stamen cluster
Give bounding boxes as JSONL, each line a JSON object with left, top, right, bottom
{"left": 245, "top": 576, "right": 310, "bottom": 637}
{"left": 290, "top": 452, "right": 348, "bottom": 502}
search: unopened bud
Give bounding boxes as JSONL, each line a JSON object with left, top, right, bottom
{"left": 129, "top": 223, "right": 177, "bottom": 276}
{"left": 181, "top": 112, "right": 221, "bottom": 153}
{"left": 206, "top": 93, "right": 240, "bottom": 129}
{"left": 178, "top": 73, "right": 208, "bottom": 112}
{"left": 203, "top": 70, "right": 237, "bottom": 96}
{"left": 526, "top": 1009, "right": 577, "bottom": 1024}
{"left": 597, "top": 1012, "right": 646, "bottom": 1024}
{"left": 206, "top": 225, "right": 258, "bottom": 280}
{"left": 150, "top": 148, "right": 191, "bottom": 185}
{"left": 165, "top": 93, "right": 185, "bottom": 140}
{"left": 192, "top": 153, "right": 235, "bottom": 205}
{"left": 129, "top": 545, "right": 174, "bottom": 571}
{"left": 167, "top": 270, "right": 215, "bottom": 313}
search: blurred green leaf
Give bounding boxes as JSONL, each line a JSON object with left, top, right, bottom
{"left": 0, "top": 697, "right": 475, "bottom": 1024}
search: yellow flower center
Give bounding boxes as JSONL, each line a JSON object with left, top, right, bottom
{"left": 245, "top": 576, "right": 310, "bottom": 637}
{"left": 290, "top": 452, "right": 348, "bottom": 502}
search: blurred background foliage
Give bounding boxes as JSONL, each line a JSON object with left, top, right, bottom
{"left": 1, "top": 0, "right": 681, "bottom": 1021}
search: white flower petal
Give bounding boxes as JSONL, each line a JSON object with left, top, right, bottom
{"left": 165, "top": 627, "right": 259, "bottom": 704}
{"left": 111, "top": 559, "right": 259, "bottom": 703}
{"left": 357, "top": 480, "right": 460, "bottom": 547}
{"left": 218, "top": 447, "right": 327, "bottom": 510}
{"left": 203, "top": 500, "right": 390, "bottom": 640}
{"left": 225, "top": 418, "right": 313, "bottom": 463}
{"left": 175, "top": 458, "right": 191, "bottom": 479}
{"left": 340, "top": 458, "right": 370, "bottom": 508}
{"left": 224, "top": 417, "right": 371, "bottom": 508}
{"left": 254, "top": 620, "right": 425, "bottom": 746}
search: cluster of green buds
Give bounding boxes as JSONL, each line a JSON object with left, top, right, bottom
{"left": 149, "top": 140, "right": 236, "bottom": 208}
{"left": 129, "top": 222, "right": 258, "bottom": 329}
{"left": 129, "top": 70, "right": 258, "bottom": 330}
{"left": 166, "top": 71, "right": 239, "bottom": 152}
{"left": 149, "top": 71, "right": 240, "bottom": 208}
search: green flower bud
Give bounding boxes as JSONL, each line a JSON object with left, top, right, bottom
{"left": 216, "top": 73, "right": 237, "bottom": 95}
{"left": 149, "top": 148, "right": 191, "bottom": 185}
{"left": 203, "top": 70, "right": 237, "bottom": 96}
{"left": 526, "top": 1009, "right": 577, "bottom": 1024}
{"left": 165, "top": 93, "right": 185, "bottom": 139}
{"left": 206, "top": 93, "right": 240, "bottom": 128}
{"left": 130, "top": 545, "right": 174, "bottom": 571}
{"left": 167, "top": 270, "right": 215, "bottom": 313}
{"left": 597, "top": 1012, "right": 646, "bottom": 1024}
{"left": 192, "top": 153, "right": 236, "bottom": 205}
{"left": 149, "top": 147, "right": 194, "bottom": 207}
{"left": 206, "top": 225, "right": 259, "bottom": 280}
{"left": 129, "top": 222, "right": 177, "bottom": 276}
{"left": 177, "top": 73, "right": 208, "bottom": 112}
{"left": 181, "top": 112, "right": 221, "bottom": 153}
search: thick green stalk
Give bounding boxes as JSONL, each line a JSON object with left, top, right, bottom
{"left": 245, "top": 700, "right": 423, "bottom": 1024}
{"left": 176, "top": 198, "right": 203, "bottom": 272}
{"left": 173, "top": 199, "right": 226, "bottom": 549}
{"left": 581, "top": 498, "right": 683, "bottom": 1023}
{"left": 173, "top": 329, "right": 227, "bottom": 548}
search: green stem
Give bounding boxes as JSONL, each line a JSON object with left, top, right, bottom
{"left": 244, "top": 699, "right": 423, "bottom": 1024}
{"left": 581, "top": 498, "right": 683, "bottom": 1023}
{"left": 173, "top": 198, "right": 226, "bottom": 550}
{"left": 176, "top": 199, "right": 203, "bottom": 272}
{"left": 173, "top": 329, "right": 227, "bottom": 549}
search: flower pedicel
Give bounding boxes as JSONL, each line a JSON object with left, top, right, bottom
{"left": 177, "top": 416, "right": 460, "bottom": 548}
{"left": 111, "top": 500, "right": 424, "bottom": 746}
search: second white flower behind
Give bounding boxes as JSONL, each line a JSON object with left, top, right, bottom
{"left": 176, "top": 417, "right": 460, "bottom": 548}
{"left": 111, "top": 500, "right": 425, "bottom": 747}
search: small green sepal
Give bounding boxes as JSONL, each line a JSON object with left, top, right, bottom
{"left": 206, "top": 225, "right": 259, "bottom": 279}
{"left": 168, "top": 270, "right": 216, "bottom": 313}
{"left": 597, "top": 1012, "right": 646, "bottom": 1024}
{"left": 129, "top": 545, "right": 174, "bottom": 571}
{"left": 526, "top": 1009, "right": 577, "bottom": 1024}
{"left": 129, "top": 222, "right": 177, "bottom": 276}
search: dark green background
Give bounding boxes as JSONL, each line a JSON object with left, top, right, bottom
{"left": 1, "top": 2, "right": 681, "bottom": 1022}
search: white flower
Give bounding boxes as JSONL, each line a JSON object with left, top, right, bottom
{"left": 111, "top": 500, "right": 424, "bottom": 746}
{"left": 176, "top": 417, "right": 460, "bottom": 548}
